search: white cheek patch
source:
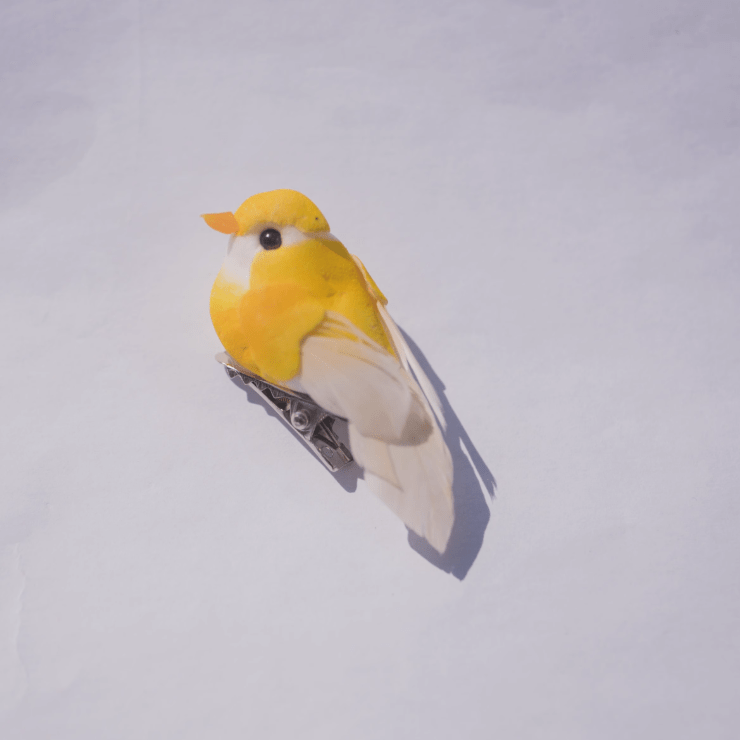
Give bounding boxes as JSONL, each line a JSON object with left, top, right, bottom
{"left": 220, "top": 234, "right": 260, "bottom": 287}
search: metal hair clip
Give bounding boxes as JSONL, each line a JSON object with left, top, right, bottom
{"left": 216, "top": 352, "right": 353, "bottom": 472}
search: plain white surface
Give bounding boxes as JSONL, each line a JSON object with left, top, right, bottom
{"left": 2, "top": 0, "right": 739, "bottom": 737}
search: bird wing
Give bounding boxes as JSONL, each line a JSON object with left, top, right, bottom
{"left": 299, "top": 311, "right": 454, "bottom": 552}
{"left": 350, "top": 255, "right": 446, "bottom": 430}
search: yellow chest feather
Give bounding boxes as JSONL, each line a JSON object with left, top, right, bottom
{"left": 210, "top": 236, "right": 393, "bottom": 385}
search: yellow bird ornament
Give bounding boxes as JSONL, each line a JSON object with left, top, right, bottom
{"left": 204, "top": 189, "right": 454, "bottom": 552}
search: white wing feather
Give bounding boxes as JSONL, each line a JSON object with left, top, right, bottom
{"left": 375, "top": 301, "right": 446, "bottom": 431}
{"left": 350, "top": 254, "right": 445, "bottom": 430}
{"left": 297, "top": 311, "right": 454, "bottom": 552}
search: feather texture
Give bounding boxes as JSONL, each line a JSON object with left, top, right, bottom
{"left": 295, "top": 313, "right": 454, "bottom": 552}
{"left": 375, "top": 301, "right": 446, "bottom": 432}
{"left": 350, "top": 255, "right": 445, "bottom": 430}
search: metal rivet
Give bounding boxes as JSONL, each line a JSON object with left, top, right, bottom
{"left": 291, "top": 409, "right": 311, "bottom": 431}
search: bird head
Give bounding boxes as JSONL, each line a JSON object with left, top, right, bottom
{"left": 203, "top": 189, "right": 354, "bottom": 293}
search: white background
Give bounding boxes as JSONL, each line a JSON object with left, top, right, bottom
{"left": 2, "top": 1, "right": 739, "bottom": 737}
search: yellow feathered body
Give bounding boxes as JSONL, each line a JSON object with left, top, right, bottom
{"left": 211, "top": 233, "right": 392, "bottom": 386}
{"left": 206, "top": 189, "right": 454, "bottom": 552}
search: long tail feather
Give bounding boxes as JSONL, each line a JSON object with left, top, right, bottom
{"left": 349, "top": 421, "right": 453, "bottom": 553}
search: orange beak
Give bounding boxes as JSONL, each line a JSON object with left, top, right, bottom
{"left": 201, "top": 211, "right": 239, "bottom": 234}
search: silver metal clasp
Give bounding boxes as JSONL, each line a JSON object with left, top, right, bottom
{"left": 215, "top": 352, "right": 353, "bottom": 472}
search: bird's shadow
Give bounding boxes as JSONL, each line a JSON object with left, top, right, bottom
{"left": 227, "top": 331, "right": 495, "bottom": 580}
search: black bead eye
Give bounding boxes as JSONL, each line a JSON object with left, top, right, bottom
{"left": 259, "top": 228, "right": 282, "bottom": 250}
